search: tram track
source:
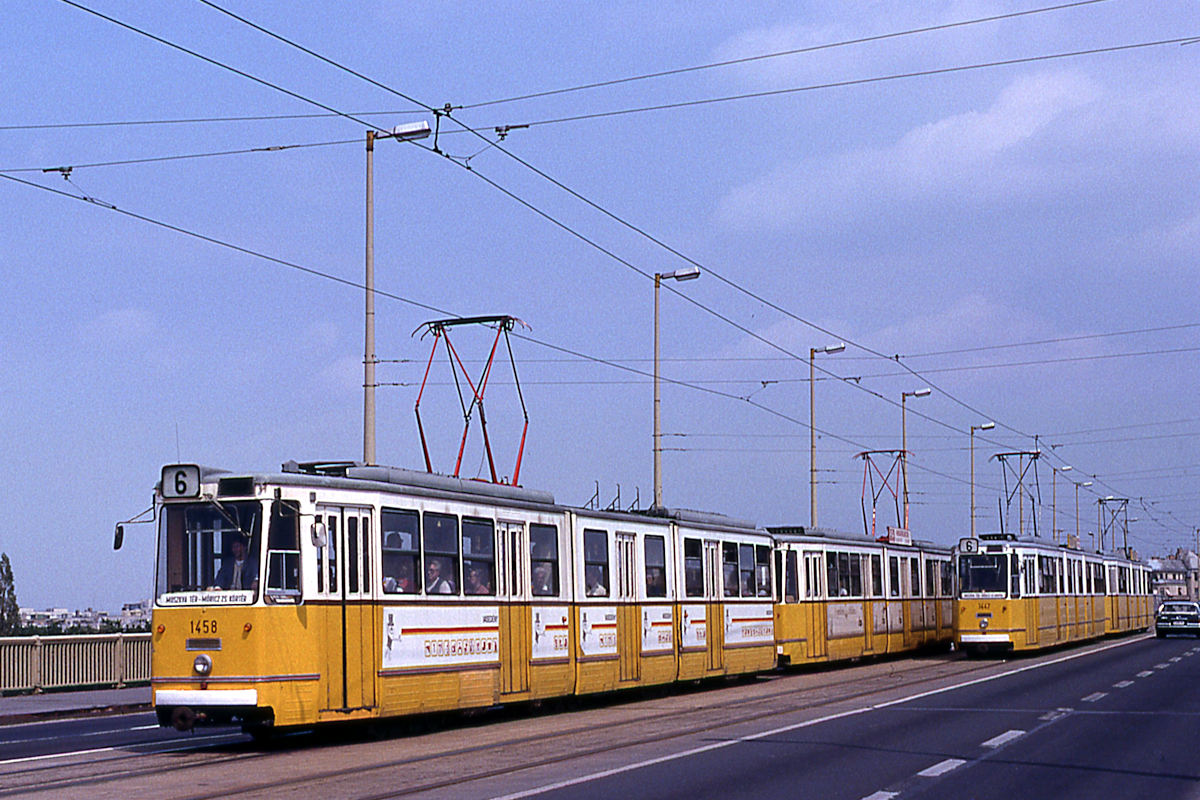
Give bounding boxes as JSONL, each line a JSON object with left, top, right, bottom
{"left": 0, "top": 650, "right": 1014, "bottom": 800}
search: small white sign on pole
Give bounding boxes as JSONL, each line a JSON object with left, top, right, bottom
{"left": 886, "top": 526, "right": 912, "bottom": 546}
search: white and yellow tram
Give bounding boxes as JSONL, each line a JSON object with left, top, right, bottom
{"left": 771, "top": 528, "right": 953, "bottom": 665}
{"left": 149, "top": 462, "right": 776, "bottom": 734}
{"left": 954, "top": 533, "right": 1153, "bottom": 655}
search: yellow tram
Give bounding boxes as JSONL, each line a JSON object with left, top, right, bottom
{"left": 148, "top": 462, "right": 776, "bottom": 734}
{"left": 771, "top": 527, "right": 953, "bottom": 666}
{"left": 954, "top": 533, "right": 1153, "bottom": 655}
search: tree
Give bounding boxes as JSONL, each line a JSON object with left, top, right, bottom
{"left": 0, "top": 553, "right": 18, "bottom": 634}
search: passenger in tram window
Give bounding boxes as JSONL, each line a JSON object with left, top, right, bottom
{"left": 216, "top": 535, "right": 258, "bottom": 591}
{"left": 465, "top": 565, "right": 492, "bottom": 595}
{"left": 585, "top": 564, "right": 607, "bottom": 596}
{"left": 532, "top": 562, "right": 554, "bottom": 595}
{"left": 426, "top": 557, "right": 454, "bottom": 594}
{"left": 724, "top": 562, "right": 740, "bottom": 597}
{"left": 646, "top": 566, "right": 667, "bottom": 598}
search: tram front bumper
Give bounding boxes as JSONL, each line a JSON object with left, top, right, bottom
{"left": 154, "top": 688, "right": 262, "bottom": 731}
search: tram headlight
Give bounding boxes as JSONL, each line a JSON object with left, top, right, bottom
{"left": 193, "top": 654, "right": 213, "bottom": 677}
{"left": 979, "top": 618, "right": 989, "bottom": 630}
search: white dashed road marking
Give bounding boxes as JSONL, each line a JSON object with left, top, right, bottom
{"left": 1170, "top": 657, "right": 1182, "bottom": 662}
{"left": 1155, "top": 663, "right": 1171, "bottom": 670}
{"left": 981, "top": 730, "right": 1026, "bottom": 748}
{"left": 1138, "top": 670, "right": 1154, "bottom": 677}
{"left": 918, "top": 759, "right": 967, "bottom": 778}
{"left": 1113, "top": 680, "right": 1134, "bottom": 688}
{"left": 1082, "top": 692, "right": 1107, "bottom": 703}
{"left": 860, "top": 792, "right": 899, "bottom": 800}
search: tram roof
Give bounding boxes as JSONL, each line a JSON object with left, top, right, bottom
{"left": 972, "top": 532, "right": 1146, "bottom": 563}
{"left": 767, "top": 525, "right": 944, "bottom": 551}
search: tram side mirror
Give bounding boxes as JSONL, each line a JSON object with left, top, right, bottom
{"left": 310, "top": 522, "right": 328, "bottom": 548}
{"left": 113, "top": 524, "right": 125, "bottom": 551}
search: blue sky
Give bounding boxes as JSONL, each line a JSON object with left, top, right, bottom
{"left": 3, "top": 1, "right": 1198, "bottom": 610}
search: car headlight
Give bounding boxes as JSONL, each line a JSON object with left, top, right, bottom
{"left": 193, "top": 654, "right": 213, "bottom": 677}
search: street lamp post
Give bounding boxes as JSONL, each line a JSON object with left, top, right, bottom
{"left": 1051, "top": 465, "right": 1071, "bottom": 542}
{"left": 653, "top": 266, "right": 700, "bottom": 510}
{"left": 1075, "top": 479, "right": 1091, "bottom": 545}
{"left": 969, "top": 421, "right": 995, "bottom": 539}
{"left": 901, "top": 388, "right": 931, "bottom": 530}
{"left": 809, "top": 342, "right": 845, "bottom": 527}
{"left": 364, "top": 121, "right": 432, "bottom": 466}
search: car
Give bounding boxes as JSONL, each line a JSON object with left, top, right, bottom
{"left": 1155, "top": 601, "right": 1200, "bottom": 638}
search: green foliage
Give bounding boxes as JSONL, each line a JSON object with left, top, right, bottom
{"left": 0, "top": 553, "right": 18, "bottom": 635}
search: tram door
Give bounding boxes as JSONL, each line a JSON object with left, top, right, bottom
{"left": 615, "top": 533, "right": 640, "bottom": 682}
{"left": 315, "top": 505, "right": 377, "bottom": 712}
{"left": 804, "top": 552, "right": 826, "bottom": 659}
{"left": 704, "top": 541, "right": 724, "bottom": 671}
{"left": 498, "top": 522, "right": 530, "bottom": 695}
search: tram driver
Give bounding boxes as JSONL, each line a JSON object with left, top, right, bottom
{"left": 216, "top": 535, "right": 258, "bottom": 591}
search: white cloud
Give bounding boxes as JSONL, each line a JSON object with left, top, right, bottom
{"left": 716, "top": 70, "right": 1101, "bottom": 231}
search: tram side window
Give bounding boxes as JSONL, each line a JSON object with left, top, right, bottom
{"left": 786, "top": 550, "right": 800, "bottom": 602}
{"left": 381, "top": 509, "right": 420, "bottom": 594}
{"left": 530, "top": 524, "right": 560, "bottom": 596}
{"left": 723, "top": 543, "right": 740, "bottom": 597}
{"left": 423, "top": 513, "right": 460, "bottom": 595}
{"left": 683, "top": 538, "right": 704, "bottom": 598}
{"left": 645, "top": 535, "right": 667, "bottom": 598}
{"left": 889, "top": 556, "right": 900, "bottom": 597}
{"left": 739, "top": 544, "right": 756, "bottom": 597}
{"left": 583, "top": 529, "right": 609, "bottom": 597}
{"left": 462, "top": 518, "right": 496, "bottom": 596}
{"left": 871, "top": 555, "right": 884, "bottom": 598}
{"left": 1118, "top": 567, "right": 1129, "bottom": 594}
{"left": 925, "top": 559, "right": 936, "bottom": 598}
{"left": 265, "top": 500, "right": 300, "bottom": 597}
{"left": 755, "top": 545, "right": 771, "bottom": 597}
{"left": 940, "top": 560, "right": 954, "bottom": 597}
{"left": 910, "top": 559, "right": 922, "bottom": 598}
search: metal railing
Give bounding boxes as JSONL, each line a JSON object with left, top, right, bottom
{"left": 0, "top": 633, "right": 151, "bottom": 693}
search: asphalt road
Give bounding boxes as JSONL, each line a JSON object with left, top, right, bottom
{"left": 487, "top": 635, "right": 1200, "bottom": 800}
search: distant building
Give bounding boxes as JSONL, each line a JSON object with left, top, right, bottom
{"left": 120, "top": 599, "right": 152, "bottom": 630}
{"left": 1148, "top": 549, "right": 1199, "bottom": 604}
{"left": 17, "top": 601, "right": 150, "bottom": 631}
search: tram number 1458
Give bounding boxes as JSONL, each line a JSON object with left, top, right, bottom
{"left": 190, "top": 619, "right": 218, "bottom": 635}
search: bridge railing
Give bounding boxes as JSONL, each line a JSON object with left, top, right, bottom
{"left": 0, "top": 633, "right": 151, "bottom": 693}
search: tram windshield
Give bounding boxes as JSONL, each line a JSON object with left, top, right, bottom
{"left": 958, "top": 554, "right": 1008, "bottom": 595}
{"left": 156, "top": 501, "right": 263, "bottom": 604}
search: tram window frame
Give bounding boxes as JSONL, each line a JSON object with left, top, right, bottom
{"left": 583, "top": 529, "right": 609, "bottom": 598}
{"left": 1010, "top": 554, "right": 1021, "bottom": 598}
{"left": 889, "top": 556, "right": 900, "bottom": 597}
{"left": 530, "top": 524, "right": 560, "bottom": 597}
{"left": 739, "top": 544, "right": 755, "bottom": 597}
{"left": 939, "top": 560, "right": 953, "bottom": 597}
{"left": 910, "top": 558, "right": 921, "bottom": 598}
{"left": 645, "top": 535, "right": 668, "bottom": 598}
{"left": 785, "top": 550, "right": 799, "bottom": 603}
{"left": 723, "top": 542, "right": 740, "bottom": 597}
{"left": 423, "top": 512, "right": 460, "bottom": 596}
{"left": 755, "top": 545, "right": 771, "bottom": 597}
{"left": 462, "top": 517, "right": 496, "bottom": 596}
{"left": 683, "top": 538, "right": 704, "bottom": 598}
{"left": 381, "top": 508, "right": 421, "bottom": 595}
{"left": 925, "top": 558, "right": 936, "bottom": 598}
{"left": 265, "top": 499, "right": 302, "bottom": 601}
{"left": 871, "top": 554, "right": 884, "bottom": 598}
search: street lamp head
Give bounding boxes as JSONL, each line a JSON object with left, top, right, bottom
{"left": 903, "top": 388, "right": 932, "bottom": 400}
{"left": 823, "top": 342, "right": 847, "bottom": 354}
{"left": 1082, "top": 481, "right": 1093, "bottom": 487}
{"left": 980, "top": 421, "right": 995, "bottom": 431}
{"left": 662, "top": 266, "right": 701, "bottom": 282}
{"left": 1060, "top": 465, "right": 1072, "bottom": 472}
{"left": 389, "top": 121, "right": 432, "bottom": 140}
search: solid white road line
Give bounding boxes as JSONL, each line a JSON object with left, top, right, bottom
{"left": 918, "top": 759, "right": 966, "bottom": 778}
{"left": 981, "top": 729, "right": 1026, "bottom": 748}
{"left": 0, "top": 733, "right": 242, "bottom": 766}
